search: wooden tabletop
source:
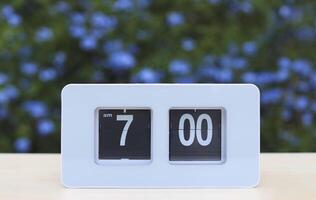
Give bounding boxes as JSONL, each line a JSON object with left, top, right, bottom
{"left": 0, "top": 153, "right": 315, "bottom": 200}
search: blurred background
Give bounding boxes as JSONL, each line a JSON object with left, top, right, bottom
{"left": 0, "top": 0, "right": 315, "bottom": 153}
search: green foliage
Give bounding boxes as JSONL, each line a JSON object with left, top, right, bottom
{"left": 0, "top": 0, "right": 315, "bottom": 152}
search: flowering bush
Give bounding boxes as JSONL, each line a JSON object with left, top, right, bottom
{"left": 0, "top": 0, "right": 315, "bottom": 152}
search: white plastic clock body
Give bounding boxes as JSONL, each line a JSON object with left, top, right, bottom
{"left": 61, "top": 84, "right": 260, "bottom": 188}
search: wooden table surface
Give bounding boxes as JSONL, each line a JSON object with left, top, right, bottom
{"left": 0, "top": 153, "right": 315, "bottom": 200}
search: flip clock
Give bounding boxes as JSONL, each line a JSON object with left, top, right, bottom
{"left": 61, "top": 84, "right": 260, "bottom": 188}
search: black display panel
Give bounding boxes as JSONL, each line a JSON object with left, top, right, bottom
{"left": 169, "top": 109, "right": 222, "bottom": 161}
{"left": 98, "top": 109, "right": 151, "bottom": 160}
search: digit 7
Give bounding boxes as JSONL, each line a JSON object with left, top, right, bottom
{"left": 116, "top": 115, "right": 133, "bottom": 146}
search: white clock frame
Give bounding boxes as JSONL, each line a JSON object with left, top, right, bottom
{"left": 61, "top": 84, "right": 260, "bottom": 188}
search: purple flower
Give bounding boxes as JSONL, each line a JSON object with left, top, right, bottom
{"left": 14, "top": 137, "right": 31, "bottom": 152}
{"left": 113, "top": 0, "right": 134, "bottom": 11}
{"left": 54, "top": 1, "right": 70, "bottom": 13}
{"left": 166, "top": 12, "right": 185, "bottom": 27}
{"left": 0, "top": 73, "right": 9, "bottom": 85}
{"left": 294, "top": 96, "right": 309, "bottom": 111}
{"left": 292, "top": 59, "right": 312, "bottom": 76}
{"left": 208, "top": 0, "right": 221, "bottom": 5}
{"left": 181, "top": 38, "right": 196, "bottom": 51}
{"left": 54, "top": 51, "right": 66, "bottom": 66}
{"left": 261, "top": 88, "right": 283, "bottom": 104}
{"left": 137, "top": 0, "right": 151, "bottom": 8}
{"left": 279, "top": 5, "right": 292, "bottom": 19}
{"left": 90, "top": 12, "right": 117, "bottom": 31}
{"left": 242, "top": 72, "right": 256, "bottom": 83}
{"left": 0, "top": 85, "right": 19, "bottom": 104}
{"left": 70, "top": 12, "right": 86, "bottom": 24}
{"left": 239, "top": 2, "right": 253, "bottom": 14}
{"left": 278, "top": 5, "right": 302, "bottom": 22}
{"left": 1, "top": 5, "right": 14, "bottom": 17}
{"left": 2, "top": 5, "right": 22, "bottom": 27}
{"left": 37, "top": 119, "right": 55, "bottom": 136}
{"left": 103, "top": 40, "right": 123, "bottom": 53}
{"left": 301, "top": 113, "right": 313, "bottom": 127}
{"left": 278, "top": 57, "right": 292, "bottom": 71}
{"left": 107, "top": 51, "right": 136, "bottom": 70}
{"left": 219, "top": 56, "right": 232, "bottom": 68}
{"left": 39, "top": 69, "right": 57, "bottom": 82}
{"left": 229, "top": 1, "right": 253, "bottom": 14}
{"left": 0, "top": 92, "right": 9, "bottom": 104}
{"left": 257, "top": 72, "right": 279, "bottom": 85}
{"left": 90, "top": 28, "right": 106, "bottom": 39}
{"left": 295, "top": 26, "right": 315, "bottom": 41}
{"left": 69, "top": 25, "right": 86, "bottom": 38}
{"left": 20, "top": 62, "right": 38, "bottom": 76}
{"left": 131, "top": 68, "right": 162, "bottom": 83}
{"left": 281, "top": 108, "right": 292, "bottom": 121}
{"left": 197, "top": 67, "right": 217, "bottom": 79}
{"left": 22, "top": 101, "right": 47, "bottom": 118}
{"left": 233, "top": 57, "right": 248, "bottom": 69}
{"left": 80, "top": 35, "right": 97, "bottom": 51}
{"left": 221, "top": 56, "right": 248, "bottom": 69}
{"left": 2, "top": 85, "right": 19, "bottom": 99}
{"left": 276, "top": 69, "right": 289, "bottom": 82}
{"left": 242, "top": 41, "right": 257, "bottom": 56}
{"left": 169, "top": 59, "right": 191, "bottom": 75}
{"left": 35, "top": 27, "right": 54, "bottom": 42}
{"left": 0, "top": 107, "right": 8, "bottom": 118}
{"left": 214, "top": 69, "right": 233, "bottom": 82}
{"left": 6, "top": 14, "right": 21, "bottom": 27}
